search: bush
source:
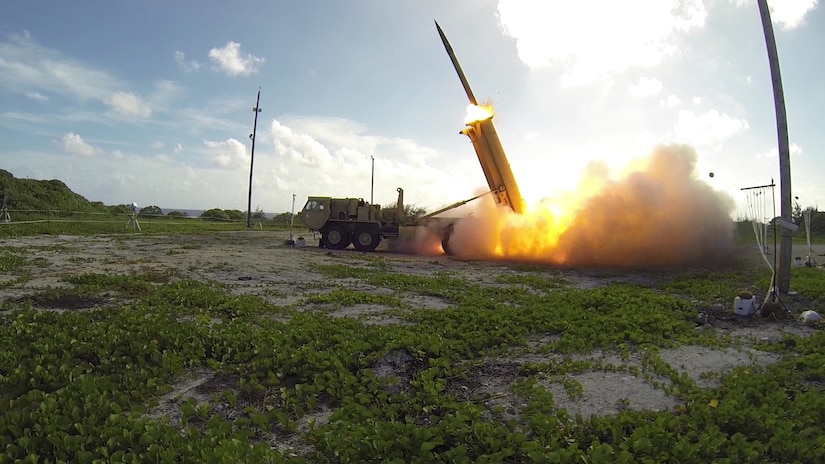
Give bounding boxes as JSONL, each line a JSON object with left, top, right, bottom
{"left": 201, "top": 208, "right": 230, "bottom": 221}
{"left": 138, "top": 205, "right": 163, "bottom": 217}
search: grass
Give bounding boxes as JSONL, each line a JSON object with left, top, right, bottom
{"left": 1, "top": 226, "right": 825, "bottom": 462}
{"left": 0, "top": 213, "right": 293, "bottom": 237}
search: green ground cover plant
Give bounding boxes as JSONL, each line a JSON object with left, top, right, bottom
{"left": 1, "top": 238, "right": 824, "bottom": 462}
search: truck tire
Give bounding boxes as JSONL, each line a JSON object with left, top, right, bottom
{"left": 441, "top": 224, "right": 454, "bottom": 255}
{"left": 353, "top": 226, "right": 381, "bottom": 252}
{"left": 323, "top": 224, "right": 350, "bottom": 250}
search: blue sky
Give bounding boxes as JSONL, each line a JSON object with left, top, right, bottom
{"left": 1, "top": 0, "right": 822, "bottom": 216}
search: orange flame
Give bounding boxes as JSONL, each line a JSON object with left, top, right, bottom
{"left": 464, "top": 104, "right": 494, "bottom": 125}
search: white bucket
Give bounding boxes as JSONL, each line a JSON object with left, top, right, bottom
{"left": 734, "top": 296, "right": 756, "bottom": 316}
{"left": 294, "top": 237, "right": 305, "bottom": 248}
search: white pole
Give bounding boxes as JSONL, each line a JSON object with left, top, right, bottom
{"left": 289, "top": 193, "right": 296, "bottom": 241}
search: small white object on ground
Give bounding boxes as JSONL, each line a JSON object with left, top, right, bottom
{"left": 799, "top": 310, "right": 822, "bottom": 323}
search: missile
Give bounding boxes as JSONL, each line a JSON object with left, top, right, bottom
{"left": 434, "top": 20, "right": 526, "bottom": 215}
{"left": 435, "top": 20, "right": 478, "bottom": 105}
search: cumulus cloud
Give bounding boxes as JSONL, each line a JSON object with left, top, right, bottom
{"left": 661, "top": 94, "right": 682, "bottom": 108}
{"left": 497, "top": 0, "right": 707, "bottom": 86}
{"left": 758, "top": 142, "right": 803, "bottom": 158}
{"left": 675, "top": 109, "right": 749, "bottom": 147}
{"left": 628, "top": 77, "right": 664, "bottom": 98}
{"left": 104, "top": 91, "right": 152, "bottom": 118}
{"left": 62, "top": 132, "right": 98, "bottom": 156}
{"left": 731, "top": 0, "right": 818, "bottom": 29}
{"left": 208, "top": 42, "right": 264, "bottom": 76}
{"left": 272, "top": 120, "right": 334, "bottom": 167}
{"left": 268, "top": 117, "right": 463, "bottom": 209}
{"left": 26, "top": 91, "right": 48, "bottom": 102}
{"left": 174, "top": 143, "right": 183, "bottom": 153}
{"left": 203, "top": 138, "right": 248, "bottom": 168}
{"left": 174, "top": 50, "right": 201, "bottom": 72}
{"left": 0, "top": 30, "right": 122, "bottom": 101}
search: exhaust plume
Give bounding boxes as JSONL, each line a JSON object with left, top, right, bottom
{"left": 447, "top": 144, "right": 736, "bottom": 267}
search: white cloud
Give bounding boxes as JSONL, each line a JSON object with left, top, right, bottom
{"left": 203, "top": 138, "right": 248, "bottom": 168}
{"left": 150, "top": 141, "right": 164, "bottom": 149}
{"left": 272, "top": 121, "right": 334, "bottom": 167}
{"left": 208, "top": 42, "right": 264, "bottom": 76}
{"left": 674, "top": 109, "right": 749, "bottom": 147}
{"left": 174, "top": 50, "right": 200, "bottom": 72}
{"left": 0, "top": 31, "right": 121, "bottom": 101}
{"left": 62, "top": 132, "right": 98, "bottom": 157}
{"left": 692, "top": 96, "right": 702, "bottom": 105}
{"left": 628, "top": 76, "right": 663, "bottom": 98}
{"left": 497, "top": 0, "right": 707, "bottom": 86}
{"left": 731, "top": 0, "right": 818, "bottom": 29}
{"left": 112, "top": 149, "right": 125, "bottom": 159}
{"left": 149, "top": 80, "right": 185, "bottom": 111}
{"left": 758, "top": 142, "right": 803, "bottom": 158}
{"left": 26, "top": 91, "right": 48, "bottom": 102}
{"left": 104, "top": 91, "right": 152, "bottom": 118}
{"left": 174, "top": 143, "right": 183, "bottom": 153}
{"left": 267, "top": 117, "right": 464, "bottom": 209}
{"left": 661, "top": 94, "right": 682, "bottom": 108}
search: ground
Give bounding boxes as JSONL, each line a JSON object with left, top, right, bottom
{"left": 1, "top": 231, "right": 823, "bottom": 461}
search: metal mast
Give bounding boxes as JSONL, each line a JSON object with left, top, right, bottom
{"left": 757, "top": 0, "right": 792, "bottom": 293}
{"left": 247, "top": 87, "right": 262, "bottom": 228}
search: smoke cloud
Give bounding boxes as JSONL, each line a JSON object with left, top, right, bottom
{"left": 443, "top": 144, "right": 736, "bottom": 267}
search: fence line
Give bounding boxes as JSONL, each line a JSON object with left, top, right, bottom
{"left": 0, "top": 209, "right": 265, "bottom": 226}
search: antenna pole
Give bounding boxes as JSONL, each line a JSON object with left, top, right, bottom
{"left": 757, "top": 0, "right": 792, "bottom": 293}
{"left": 247, "top": 88, "right": 262, "bottom": 228}
{"left": 289, "top": 193, "right": 296, "bottom": 242}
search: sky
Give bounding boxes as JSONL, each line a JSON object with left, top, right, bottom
{"left": 1, "top": 0, "right": 822, "bottom": 217}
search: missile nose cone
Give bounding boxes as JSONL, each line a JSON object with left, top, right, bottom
{"left": 434, "top": 20, "right": 478, "bottom": 105}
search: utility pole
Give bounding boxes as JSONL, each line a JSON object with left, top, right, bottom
{"left": 370, "top": 156, "right": 375, "bottom": 204}
{"left": 247, "top": 88, "right": 262, "bottom": 228}
{"left": 757, "top": 0, "right": 792, "bottom": 293}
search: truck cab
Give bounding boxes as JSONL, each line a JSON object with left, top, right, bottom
{"left": 300, "top": 196, "right": 332, "bottom": 231}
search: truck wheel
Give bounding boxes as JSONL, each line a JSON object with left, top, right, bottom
{"left": 353, "top": 226, "right": 381, "bottom": 252}
{"left": 441, "top": 224, "right": 454, "bottom": 255}
{"left": 323, "top": 224, "right": 350, "bottom": 250}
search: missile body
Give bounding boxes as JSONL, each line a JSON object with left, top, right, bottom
{"left": 435, "top": 21, "right": 525, "bottom": 215}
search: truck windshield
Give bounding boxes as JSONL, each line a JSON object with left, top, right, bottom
{"left": 304, "top": 200, "right": 324, "bottom": 211}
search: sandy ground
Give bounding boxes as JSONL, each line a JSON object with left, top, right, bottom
{"left": 2, "top": 230, "right": 823, "bottom": 426}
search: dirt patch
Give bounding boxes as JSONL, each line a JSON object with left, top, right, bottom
{"left": 148, "top": 368, "right": 225, "bottom": 424}
{"left": 658, "top": 345, "right": 780, "bottom": 388}
{"left": 541, "top": 372, "right": 678, "bottom": 417}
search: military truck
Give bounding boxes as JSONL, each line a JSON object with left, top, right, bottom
{"left": 299, "top": 186, "right": 495, "bottom": 252}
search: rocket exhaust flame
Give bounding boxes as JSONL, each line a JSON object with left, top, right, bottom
{"left": 464, "top": 104, "right": 494, "bottom": 125}
{"left": 443, "top": 144, "right": 736, "bottom": 267}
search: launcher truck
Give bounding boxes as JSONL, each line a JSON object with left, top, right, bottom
{"left": 298, "top": 21, "right": 525, "bottom": 253}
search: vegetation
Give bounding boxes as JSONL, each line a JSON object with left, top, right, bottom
{"left": 0, "top": 169, "right": 112, "bottom": 216}
{"left": 382, "top": 202, "right": 429, "bottom": 218}
{"left": 138, "top": 205, "right": 163, "bottom": 217}
{"left": 2, "top": 228, "right": 824, "bottom": 462}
